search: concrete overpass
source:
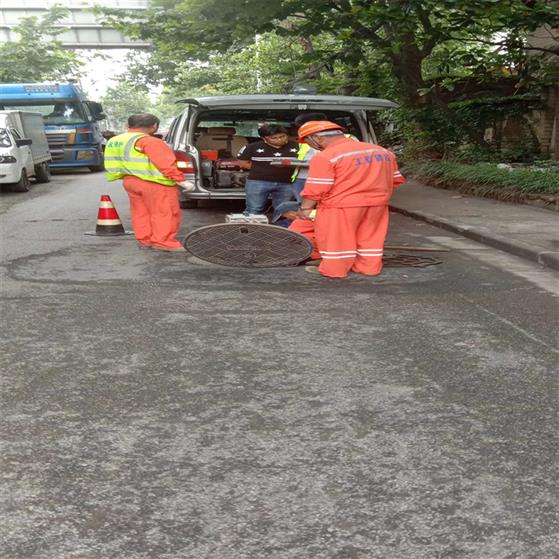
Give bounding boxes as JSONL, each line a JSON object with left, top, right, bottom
{"left": 0, "top": 0, "right": 150, "bottom": 49}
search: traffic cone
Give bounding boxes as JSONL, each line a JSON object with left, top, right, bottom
{"left": 85, "top": 195, "right": 132, "bottom": 236}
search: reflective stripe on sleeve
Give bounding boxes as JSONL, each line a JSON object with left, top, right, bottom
{"left": 306, "top": 179, "right": 335, "bottom": 186}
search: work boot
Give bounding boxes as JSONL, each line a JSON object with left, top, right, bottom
{"left": 152, "top": 245, "right": 187, "bottom": 252}
{"left": 305, "top": 266, "right": 347, "bottom": 278}
{"left": 305, "top": 266, "right": 321, "bottom": 275}
{"left": 304, "top": 259, "right": 321, "bottom": 266}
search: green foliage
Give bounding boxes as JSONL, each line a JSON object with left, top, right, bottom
{"left": 102, "top": 0, "right": 559, "bottom": 100}
{"left": 0, "top": 7, "right": 81, "bottom": 82}
{"left": 101, "top": 81, "right": 152, "bottom": 131}
{"left": 410, "top": 161, "right": 559, "bottom": 194}
{"left": 530, "top": 57, "right": 559, "bottom": 88}
{"left": 150, "top": 90, "right": 180, "bottom": 126}
{"left": 98, "top": 0, "right": 559, "bottom": 158}
{"left": 397, "top": 94, "right": 545, "bottom": 162}
{"left": 101, "top": 81, "right": 184, "bottom": 130}
{"left": 158, "top": 32, "right": 308, "bottom": 96}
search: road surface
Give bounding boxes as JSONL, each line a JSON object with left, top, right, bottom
{"left": 1, "top": 171, "right": 558, "bottom": 559}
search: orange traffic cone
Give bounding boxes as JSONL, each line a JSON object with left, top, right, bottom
{"left": 85, "top": 195, "right": 132, "bottom": 236}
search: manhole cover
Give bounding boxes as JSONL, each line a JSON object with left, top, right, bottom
{"left": 383, "top": 254, "right": 442, "bottom": 267}
{"left": 183, "top": 223, "right": 312, "bottom": 268}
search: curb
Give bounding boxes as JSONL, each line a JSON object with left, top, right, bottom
{"left": 389, "top": 204, "right": 559, "bottom": 272}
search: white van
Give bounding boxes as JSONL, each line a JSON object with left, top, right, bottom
{"left": 165, "top": 94, "right": 397, "bottom": 208}
{"left": 0, "top": 110, "right": 52, "bottom": 192}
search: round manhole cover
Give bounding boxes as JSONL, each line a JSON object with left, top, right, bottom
{"left": 183, "top": 223, "right": 312, "bottom": 268}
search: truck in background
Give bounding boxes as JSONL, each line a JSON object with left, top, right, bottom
{"left": 0, "top": 83, "right": 106, "bottom": 172}
{"left": 0, "top": 110, "right": 52, "bottom": 192}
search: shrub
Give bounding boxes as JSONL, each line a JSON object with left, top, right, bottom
{"left": 409, "top": 161, "right": 559, "bottom": 194}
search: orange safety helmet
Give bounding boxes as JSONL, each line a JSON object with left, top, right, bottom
{"left": 297, "top": 120, "right": 345, "bottom": 143}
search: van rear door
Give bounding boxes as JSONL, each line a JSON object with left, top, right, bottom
{"left": 176, "top": 94, "right": 397, "bottom": 143}
{"left": 177, "top": 94, "right": 397, "bottom": 113}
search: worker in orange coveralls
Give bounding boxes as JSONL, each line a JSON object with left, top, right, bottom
{"left": 105, "top": 113, "right": 189, "bottom": 252}
{"left": 290, "top": 121, "right": 406, "bottom": 278}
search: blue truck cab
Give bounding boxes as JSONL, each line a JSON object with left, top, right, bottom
{"left": 0, "top": 83, "right": 106, "bottom": 171}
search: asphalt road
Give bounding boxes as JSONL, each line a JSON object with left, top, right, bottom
{"left": 1, "top": 172, "right": 558, "bottom": 559}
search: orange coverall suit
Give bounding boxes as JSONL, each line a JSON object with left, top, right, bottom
{"left": 290, "top": 137, "right": 405, "bottom": 278}
{"left": 123, "top": 130, "right": 185, "bottom": 249}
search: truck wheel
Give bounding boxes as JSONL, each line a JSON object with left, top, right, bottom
{"left": 180, "top": 199, "right": 199, "bottom": 209}
{"left": 11, "top": 169, "right": 31, "bottom": 192}
{"left": 89, "top": 150, "right": 105, "bottom": 172}
{"left": 35, "top": 162, "right": 51, "bottom": 183}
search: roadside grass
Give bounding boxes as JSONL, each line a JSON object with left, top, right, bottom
{"left": 407, "top": 161, "right": 559, "bottom": 195}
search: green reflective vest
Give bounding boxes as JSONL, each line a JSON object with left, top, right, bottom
{"left": 291, "top": 143, "right": 312, "bottom": 181}
{"left": 104, "top": 132, "right": 176, "bottom": 186}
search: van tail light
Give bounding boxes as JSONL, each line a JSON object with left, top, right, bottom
{"left": 175, "top": 150, "right": 197, "bottom": 174}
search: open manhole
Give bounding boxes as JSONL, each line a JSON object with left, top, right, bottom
{"left": 183, "top": 223, "right": 312, "bottom": 268}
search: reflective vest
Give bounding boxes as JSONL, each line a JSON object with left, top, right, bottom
{"left": 291, "top": 143, "right": 313, "bottom": 182}
{"left": 104, "top": 132, "right": 176, "bottom": 186}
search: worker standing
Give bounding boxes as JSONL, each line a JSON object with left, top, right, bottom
{"left": 293, "top": 121, "right": 405, "bottom": 278}
{"left": 291, "top": 112, "right": 358, "bottom": 202}
{"left": 237, "top": 124, "right": 299, "bottom": 216}
{"left": 291, "top": 112, "right": 328, "bottom": 201}
{"left": 104, "top": 113, "right": 188, "bottom": 251}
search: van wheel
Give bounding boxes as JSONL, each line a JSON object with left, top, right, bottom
{"left": 180, "top": 200, "right": 198, "bottom": 209}
{"left": 35, "top": 162, "right": 51, "bottom": 183}
{"left": 11, "top": 169, "right": 31, "bottom": 192}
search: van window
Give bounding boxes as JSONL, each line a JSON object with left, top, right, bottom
{"left": 0, "top": 128, "right": 11, "bottom": 147}
{"left": 197, "top": 120, "right": 293, "bottom": 138}
{"left": 190, "top": 110, "right": 365, "bottom": 142}
{"left": 166, "top": 117, "right": 178, "bottom": 144}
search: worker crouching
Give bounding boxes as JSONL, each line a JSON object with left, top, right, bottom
{"left": 293, "top": 121, "right": 406, "bottom": 278}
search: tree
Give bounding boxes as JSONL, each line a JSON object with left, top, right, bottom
{"left": 0, "top": 7, "right": 81, "bottom": 82}
{"left": 128, "top": 32, "right": 309, "bottom": 97}
{"left": 100, "top": 81, "right": 153, "bottom": 131}
{"left": 100, "top": 0, "right": 559, "bottom": 157}
{"left": 101, "top": 0, "right": 559, "bottom": 103}
{"left": 101, "top": 81, "right": 180, "bottom": 130}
